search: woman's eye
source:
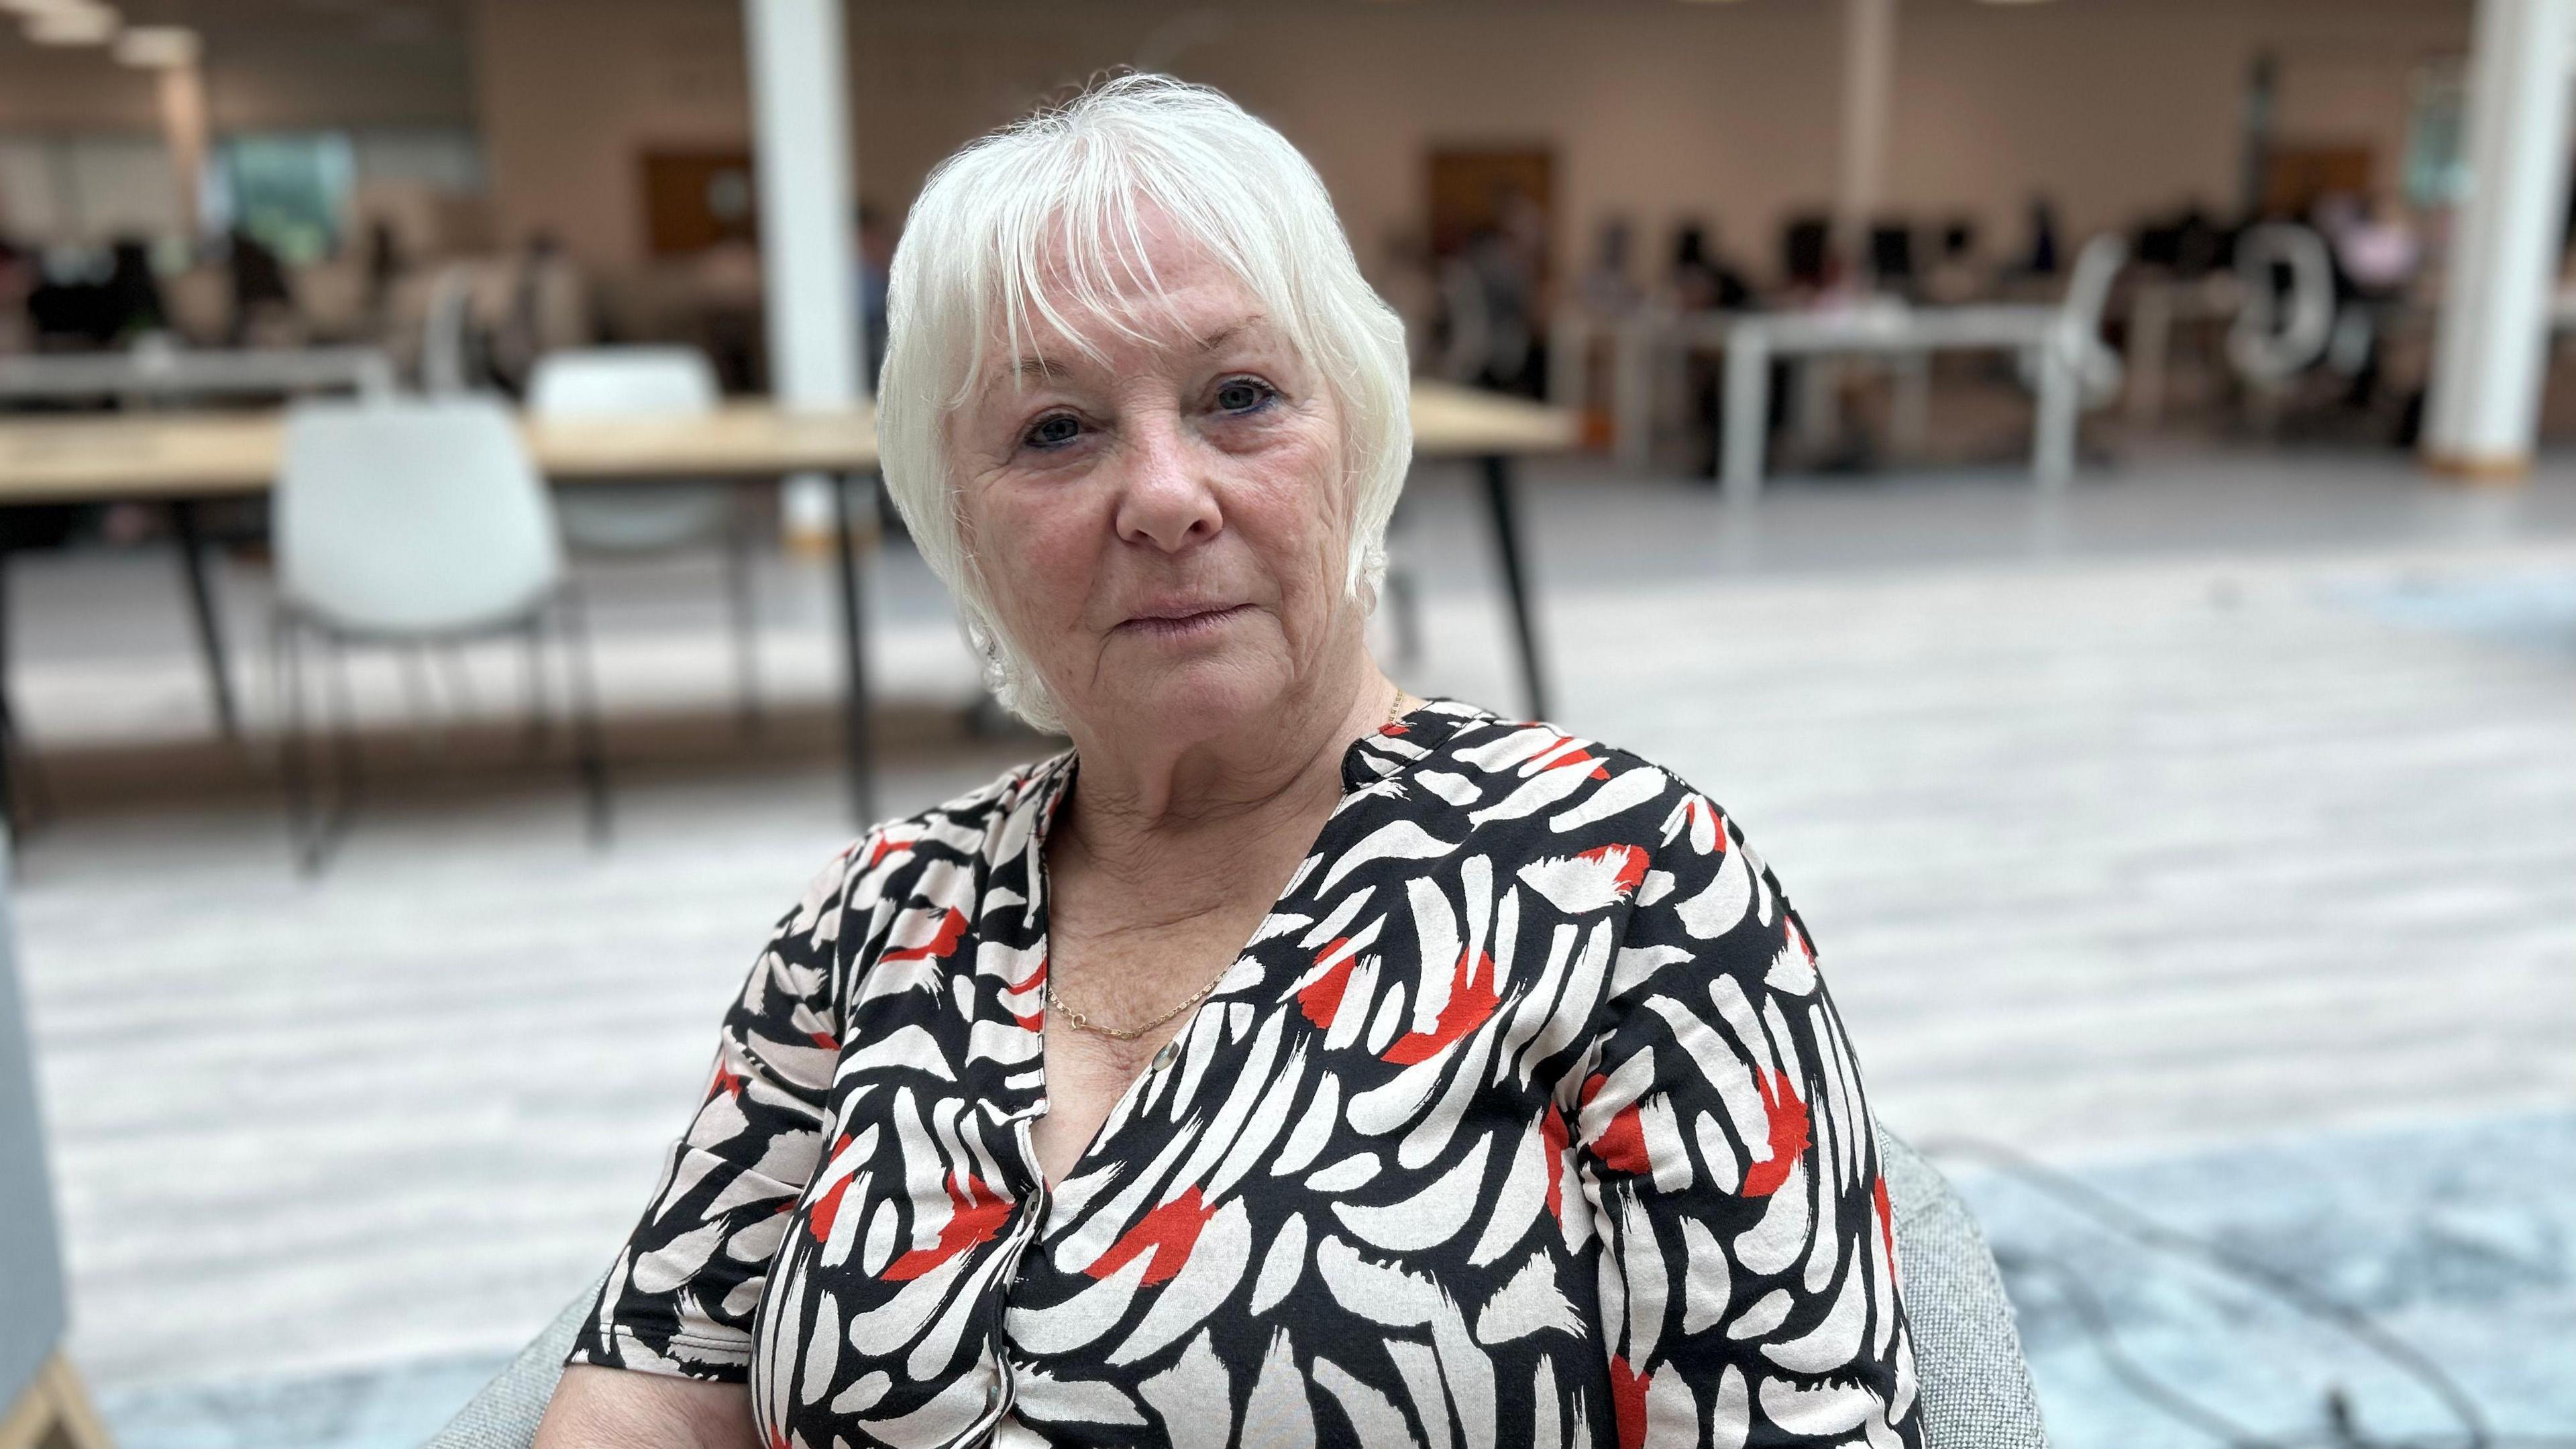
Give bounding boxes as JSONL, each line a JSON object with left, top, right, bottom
{"left": 1214, "top": 378, "right": 1275, "bottom": 415}
{"left": 1023, "top": 413, "right": 1082, "bottom": 450}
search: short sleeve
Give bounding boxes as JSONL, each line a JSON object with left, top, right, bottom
{"left": 1568, "top": 791, "right": 1922, "bottom": 1446}
{"left": 564, "top": 843, "right": 859, "bottom": 1379}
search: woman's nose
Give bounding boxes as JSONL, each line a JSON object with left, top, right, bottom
{"left": 1111, "top": 413, "right": 1222, "bottom": 553}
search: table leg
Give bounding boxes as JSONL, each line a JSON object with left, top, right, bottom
{"left": 829, "top": 472, "right": 876, "bottom": 826}
{"left": 1892, "top": 353, "right": 1932, "bottom": 458}
{"left": 2033, "top": 341, "right": 2078, "bottom": 490}
{"left": 1614, "top": 323, "right": 1656, "bottom": 470}
{"left": 170, "top": 500, "right": 239, "bottom": 737}
{"left": 1722, "top": 331, "right": 1769, "bottom": 502}
{"left": 1478, "top": 455, "right": 1551, "bottom": 721}
{"left": 2127, "top": 282, "right": 2172, "bottom": 427}
{"left": 0, "top": 547, "right": 15, "bottom": 836}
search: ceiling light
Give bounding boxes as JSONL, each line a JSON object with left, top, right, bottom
{"left": 114, "top": 23, "right": 197, "bottom": 65}
{"left": 23, "top": 6, "right": 117, "bottom": 44}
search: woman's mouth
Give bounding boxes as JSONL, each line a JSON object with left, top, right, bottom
{"left": 1115, "top": 603, "right": 1252, "bottom": 641}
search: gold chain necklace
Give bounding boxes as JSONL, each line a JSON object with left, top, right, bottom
{"left": 1045, "top": 684, "right": 1411, "bottom": 1044}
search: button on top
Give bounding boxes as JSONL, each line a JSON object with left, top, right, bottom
{"left": 1150, "top": 1038, "right": 1180, "bottom": 1071}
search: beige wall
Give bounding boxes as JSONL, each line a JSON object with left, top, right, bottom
{"left": 478, "top": 0, "right": 2475, "bottom": 276}
{"left": 0, "top": 23, "right": 474, "bottom": 133}
{"left": 0, "top": 0, "right": 2471, "bottom": 265}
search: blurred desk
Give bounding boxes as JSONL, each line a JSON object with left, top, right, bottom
{"left": 0, "top": 388, "right": 1573, "bottom": 826}
{"left": 1407, "top": 380, "right": 1582, "bottom": 721}
{"left": 0, "top": 402, "right": 882, "bottom": 820}
{"left": 2119, "top": 273, "right": 2239, "bottom": 428}
{"left": 1721, "top": 304, "right": 2074, "bottom": 501}
{"left": 1551, "top": 307, "right": 1735, "bottom": 470}
{"left": 0, "top": 346, "right": 396, "bottom": 403}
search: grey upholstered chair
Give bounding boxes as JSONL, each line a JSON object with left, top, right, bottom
{"left": 4, "top": 833, "right": 117, "bottom": 1448}
{"left": 427, "top": 1130, "right": 2045, "bottom": 1448}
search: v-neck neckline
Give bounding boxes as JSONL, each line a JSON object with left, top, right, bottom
{"left": 1012, "top": 698, "right": 1469, "bottom": 1193}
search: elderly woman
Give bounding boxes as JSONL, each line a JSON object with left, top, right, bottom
{"left": 539, "top": 78, "right": 1919, "bottom": 1449}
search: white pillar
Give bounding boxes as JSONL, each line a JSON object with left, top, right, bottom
{"left": 744, "top": 0, "right": 861, "bottom": 535}
{"left": 2424, "top": 0, "right": 2576, "bottom": 478}
{"left": 1838, "top": 0, "right": 1897, "bottom": 279}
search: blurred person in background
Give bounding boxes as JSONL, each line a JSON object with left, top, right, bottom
{"left": 535, "top": 75, "right": 1920, "bottom": 1449}
{"left": 105, "top": 237, "right": 170, "bottom": 345}
{"left": 2321, "top": 190, "right": 2424, "bottom": 411}
{"left": 491, "top": 229, "right": 593, "bottom": 394}
{"left": 0, "top": 229, "right": 33, "bottom": 354}
{"left": 1669, "top": 219, "right": 1752, "bottom": 312}
{"left": 223, "top": 225, "right": 291, "bottom": 345}
{"left": 856, "top": 201, "right": 893, "bottom": 385}
{"left": 1672, "top": 219, "right": 1754, "bottom": 477}
{"left": 1438, "top": 182, "right": 1548, "bottom": 395}
{"left": 2016, "top": 193, "right": 2062, "bottom": 279}
{"left": 1921, "top": 218, "right": 1984, "bottom": 304}
{"left": 1577, "top": 214, "right": 1641, "bottom": 317}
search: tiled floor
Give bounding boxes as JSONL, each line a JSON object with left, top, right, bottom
{"left": 11, "top": 443, "right": 2575, "bottom": 1444}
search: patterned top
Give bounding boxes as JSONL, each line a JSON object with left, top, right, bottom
{"left": 568, "top": 698, "right": 1923, "bottom": 1448}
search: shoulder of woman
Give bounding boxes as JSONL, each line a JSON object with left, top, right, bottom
{"left": 1428, "top": 715, "right": 1806, "bottom": 960}
{"left": 789, "top": 750, "right": 1073, "bottom": 934}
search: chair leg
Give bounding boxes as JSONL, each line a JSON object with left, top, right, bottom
{"left": 519, "top": 622, "right": 553, "bottom": 758}
{"left": 1384, "top": 496, "right": 1424, "bottom": 667}
{"left": 0, "top": 1351, "right": 117, "bottom": 1449}
{"left": 1385, "top": 564, "right": 1424, "bottom": 666}
{"left": 397, "top": 647, "right": 441, "bottom": 760}
{"left": 275, "top": 614, "right": 323, "bottom": 875}
{"left": 556, "top": 592, "right": 612, "bottom": 847}
{"left": 433, "top": 643, "right": 478, "bottom": 731}
{"left": 723, "top": 494, "right": 763, "bottom": 738}
{"left": 309, "top": 634, "right": 364, "bottom": 873}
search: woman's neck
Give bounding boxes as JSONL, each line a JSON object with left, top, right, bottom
{"left": 1055, "top": 661, "right": 1396, "bottom": 909}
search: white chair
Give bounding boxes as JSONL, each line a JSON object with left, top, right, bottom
{"left": 2011, "top": 233, "right": 2129, "bottom": 411}
{"left": 528, "top": 347, "right": 762, "bottom": 731}
{"left": 272, "top": 397, "right": 608, "bottom": 873}
{"left": 2226, "top": 223, "right": 2337, "bottom": 431}
{"left": 2054, "top": 232, "right": 2130, "bottom": 407}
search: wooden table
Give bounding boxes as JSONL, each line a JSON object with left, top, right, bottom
{"left": 0, "top": 386, "right": 1572, "bottom": 825}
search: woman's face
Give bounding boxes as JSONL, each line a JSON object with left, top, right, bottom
{"left": 950, "top": 224, "right": 1358, "bottom": 747}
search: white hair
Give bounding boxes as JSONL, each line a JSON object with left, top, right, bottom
{"left": 875, "top": 74, "right": 1413, "bottom": 731}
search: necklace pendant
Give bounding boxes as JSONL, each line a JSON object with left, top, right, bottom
{"left": 1150, "top": 1038, "right": 1180, "bottom": 1071}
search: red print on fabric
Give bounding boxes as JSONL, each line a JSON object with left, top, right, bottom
{"left": 1540, "top": 735, "right": 1613, "bottom": 780}
{"left": 1607, "top": 1354, "right": 1652, "bottom": 1449}
{"left": 1085, "top": 1186, "right": 1217, "bottom": 1285}
{"left": 1875, "top": 1174, "right": 1898, "bottom": 1283}
{"left": 862, "top": 832, "right": 915, "bottom": 870}
{"left": 882, "top": 1173, "right": 1012, "bottom": 1280}
{"left": 881, "top": 908, "right": 969, "bottom": 963}
{"left": 1580, "top": 842, "right": 1651, "bottom": 901}
{"left": 1383, "top": 949, "right": 1501, "bottom": 1064}
{"left": 1541, "top": 1108, "right": 1572, "bottom": 1222}
{"left": 1580, "top": 1073, "right": 1654, "bottom": 1176}
{"left": 1298, "top": 942, "right": 1358, "bottom": 1027}
{"left": 1743, "top": 1071, "right": 1813, "bottom": 1198}
{"left": 1007, "top": 955, "right": 1048, "bottom": 1031}
{"left": 705, "top": 1059, "right": 746, "bottom": 1103}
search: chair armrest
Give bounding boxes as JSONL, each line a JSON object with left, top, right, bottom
{"left": 1878, "top": 1128, "right": 2051, "bottom": 1449}
{"left": 423, "top": 1272, "right": 605, "bottom": 1449}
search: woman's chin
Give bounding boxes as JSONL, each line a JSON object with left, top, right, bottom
{"left": 1085, "top": 654, "right": 1294, "bottom": 739}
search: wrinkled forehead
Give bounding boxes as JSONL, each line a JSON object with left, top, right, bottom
{"left": 957, "top": 201, "right": 1298, "bottom": 398}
